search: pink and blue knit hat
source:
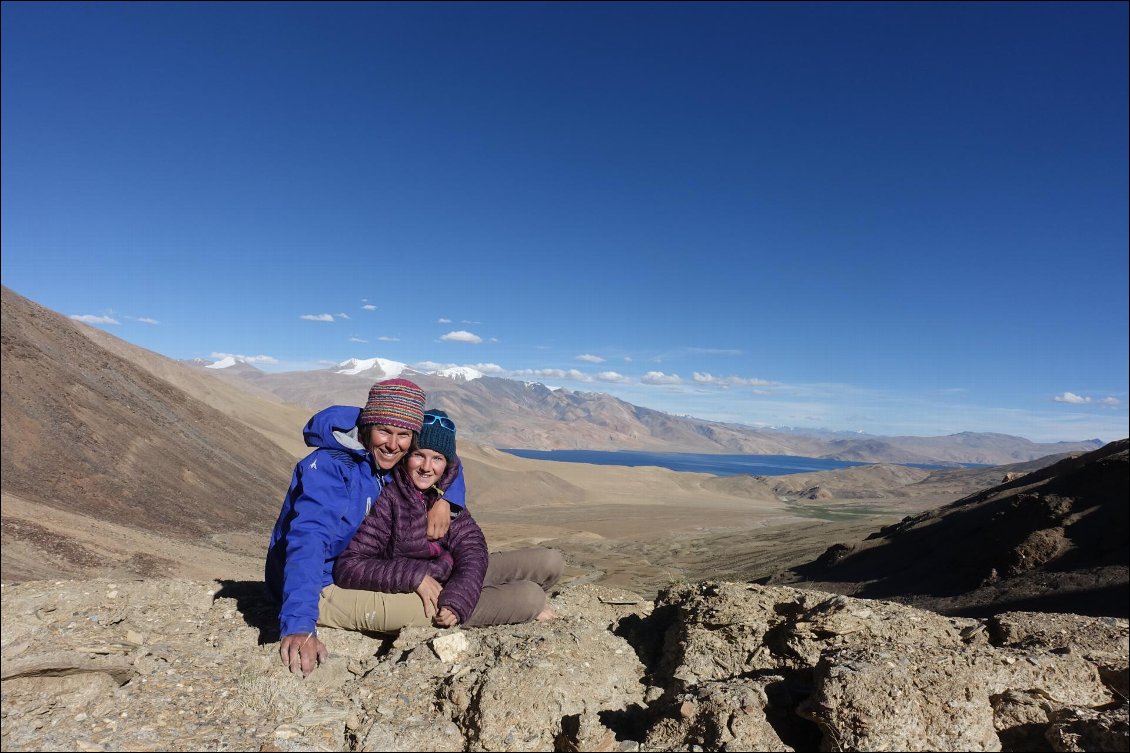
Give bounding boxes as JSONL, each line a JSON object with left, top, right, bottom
{"left": 358, "top": 378, "right": 426, "bottom": 432}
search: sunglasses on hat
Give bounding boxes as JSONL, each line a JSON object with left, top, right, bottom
{"left": 423, "top": 414, "right": 456, "bottom": 432}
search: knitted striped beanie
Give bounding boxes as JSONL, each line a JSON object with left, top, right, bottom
{"left": 358, "top": 378, "right": 426, "bottom": 432}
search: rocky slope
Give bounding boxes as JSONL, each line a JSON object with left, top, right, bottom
{"left": 772, "top": 439, "right": 1130, "bottom": 618}
{"left": 2, "top": 579, "right": 1125, "bottom": 752}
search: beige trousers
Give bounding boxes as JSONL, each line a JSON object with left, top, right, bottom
{"left": 317, "top": 547, "right": 565, "bottom": 634}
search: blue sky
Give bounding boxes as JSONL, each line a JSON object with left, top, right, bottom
{"left": 3, "top": 2, "right": 1127, "bottom": 443}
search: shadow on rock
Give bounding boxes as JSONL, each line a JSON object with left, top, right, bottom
{"left": 213, "top": 579, "right": 279, "bottom": 645}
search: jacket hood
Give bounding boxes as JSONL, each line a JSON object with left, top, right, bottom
{"left": 303, "top": 405, "right": 366, "bottom": 454}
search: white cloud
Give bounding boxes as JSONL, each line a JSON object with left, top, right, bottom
{"left": 136, "top": 317, "right": 160, "bottom": 325}
{"left": 349, "top": 337, "right": 368, "bottom": 343}
{"left": 462, "top": 320, "right": 481, "bottom": 325}
{"left": 577, "top": 354, "right": 605, "bottom": 363}
{"left": 300, "top": 313, "right": 334, "bottom": 322}
{"left": 69, "top": 314, "right": 120, "bottom": 325}
{"left": 416, "top": 361, "right": 507, "bottom": 376}
{"left": 511, "top": 368, "right": 593, "bottom": 383}
{"left": 693, "top": 372, "right": 771, "bottom": 388}
{"left": 440, "top": 330, "right": 482, "bottom": 344}
{"left": 362, "top": 304, "right": 377, "bottom": 311}
{"left": 1101, "top": 396, "right": 1122, "bottom": 406}
{"left": 1053, "top": 392, "right": 1091, "bottom": 404}
{"left": 438, "top": 317, "right": 452, "bottom": 324}
{"left": 378, "top": 336, "right": 399, "bottom": 342}
{"left": 336, "top": 312, "right": 351, "bottom": 320}
{"left": 641, "top": 371, "right": 682, "bottom": 385}
{"left": 210, "top": 352, "right": 279, "bottom": 365}
{"left": 597, "top": 371, "right": 631, "bottom": 383}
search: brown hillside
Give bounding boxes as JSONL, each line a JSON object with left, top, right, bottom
{"left": 0, "top": 286, "right": 297, "bottom": 577}
{"left": 77, "top": 324, "right": 311, "bottom": 459}
{"left": 772, "top": 438, "right": 1130, "bottom": 617}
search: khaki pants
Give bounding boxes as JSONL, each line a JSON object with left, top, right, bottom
{"left": 318, "top": 547, "right": 565, "bottom": 633}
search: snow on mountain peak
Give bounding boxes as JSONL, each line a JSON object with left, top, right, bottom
{"left": 435, "top": 366, "right": 483, "bottom": 382}
{"left": 334, "top": 358, "right": 484, "bottom": 382}
{"left": 206, "top": 356, "right": 239, "bottom": 369}
{"left": 335, "top": 357, "right": 408, "bottom": 377}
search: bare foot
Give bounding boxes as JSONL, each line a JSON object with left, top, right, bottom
{"left": 535, "top": 607, "right": 557, "bottom": 622}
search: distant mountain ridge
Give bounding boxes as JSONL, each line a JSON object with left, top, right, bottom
{"left": 194, "top": 355, "right": 1104, "bottom": 465}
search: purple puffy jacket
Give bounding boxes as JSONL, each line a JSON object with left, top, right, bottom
{"left": 333, "top": 457, "right": 488, "bottom": 623}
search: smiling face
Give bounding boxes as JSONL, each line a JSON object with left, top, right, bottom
{"left": 406, "top": 448, "right": 448, "bottom": 491}
{"left": 365, "top": 424, "right": 415, "bottom": 470}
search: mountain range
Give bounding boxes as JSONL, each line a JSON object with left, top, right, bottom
{"left": 189, "top": 352, "right": 1103, "bottom": 466}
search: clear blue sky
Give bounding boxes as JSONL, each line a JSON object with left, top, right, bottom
{"left": 3, "top": 2, "right": 1127, "bottom": 443}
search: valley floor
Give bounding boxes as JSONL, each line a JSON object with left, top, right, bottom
{"left": 2, "top": 488, "right": 936, "bottom": 601}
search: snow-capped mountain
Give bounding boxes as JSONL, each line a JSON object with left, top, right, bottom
{"left": 201, "top": 354, "right": 485, "bottom": 384}
{"left": 433, "top": 366, "right": 484, "bottom": 382}
{"left": 206, "top": 356, "right": 241, "bottom": 370}
{"left": 334, "top": 357, "right": 414, "bottom": 378}
{"left": 330, "top": 358, "right": 483, "bottom": 383}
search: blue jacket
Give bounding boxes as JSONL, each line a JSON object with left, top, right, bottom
{"left": 264, "top": 405, "right": 466, "bottom": 638}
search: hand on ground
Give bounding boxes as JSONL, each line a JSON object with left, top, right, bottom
{"left": 279, "top": 632, "right": 328, "bottom": 677}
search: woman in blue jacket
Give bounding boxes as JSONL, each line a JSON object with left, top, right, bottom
{"left": 264, "top": 378, "right": 465, "bottom": 677}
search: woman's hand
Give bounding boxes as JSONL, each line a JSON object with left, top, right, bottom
{"left": 415, "top": 575, "right": 443, "bottom": 618}
{"left": 434, "top": 607, "right": 460, "bottom": 628}
{"left": 426, "top": 497, "right": 452, "bottom": 540}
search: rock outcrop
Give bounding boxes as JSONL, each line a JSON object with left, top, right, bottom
{"left": 2, "top": 579, "right": 1125, "bottom": 752}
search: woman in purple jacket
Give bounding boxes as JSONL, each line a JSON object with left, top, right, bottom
{"left": 335, "top": 409, "right": 563, "bottom": 628}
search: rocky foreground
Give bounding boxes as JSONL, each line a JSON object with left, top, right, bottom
{"left": 2, "top": 579, "right": 1126, "bottom": 752}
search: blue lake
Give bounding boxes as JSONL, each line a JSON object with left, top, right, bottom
{"left": 499, "top": 449, "right": 951, "bottom": 477}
